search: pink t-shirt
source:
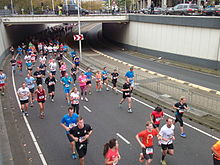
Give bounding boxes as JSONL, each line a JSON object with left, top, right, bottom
{"left": 78, "top": 75, "right": 87, "bottom": 86}
{"left": 105, "top": 148, "right": 119, "bottom": 165}
{"left": 60, "top": 64, "right": 67, "bottom": 71}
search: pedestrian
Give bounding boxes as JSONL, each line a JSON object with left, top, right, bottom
{"left": 95, "top": 71, "right": 102, "bottom": 92}
{"left": 0, "top": 70, "right": 6, "bottom": 96}
{"left": 34, "top": 84, "right": 46, "bottom": 119}
{"left": 60, "top": 61, "right": 67, "bottom": 78}
{"left": 10, "top": 56, "right": 17, "bottom": 73}
{"left": 78, "top": 71, "right": 88, "bottom": 102}
{"left": 70, "top": 64, "right": 78, "bottom": 85}
{"left": 136, "top": 121, "right": 158, "bottom": 165}
{"left": 70, "top": 87, "right": 80, "bottom": 114}
{"left": 69, "top": 116, "right": 93, "bottom": 165}
{"left": 102, "top": 67, "right": 109, "bottom": 91}
{"left": 103, "top": 138, "right": 121, "bottom": 165}
{"left": 49, "top": 58, "right": 57, "bottom": 76}
{"left": 125, "top": 66, "right": 134, "bottom": 92}
{"left": 25, "top": 73, "right": 35, "bottom": 107}
{"left": 33, "top": 67, "right": 43, "bottom": 86}
{"left": 158, "top": 118, "right": 175, "bottom": 165}
{"left": 119, "top": 79, "right": 133, "bottom": 113}
{"left": 111, "top": 69, "right": 119, "bottom": 94}
{"left": 150, "top": 107, "right": 164, "bottom": 132}
{"left": 211, "top": 141, "right": 220, "bottom": 165}
{"left": 173, "top": 96, "right": 189, "bottom": 138}
{"left": 74, "top": 55, "right": 80, "bottom": 71}
{"left": 85, "top": 67, "right": 92, "bottom": 95}
{"left": 9, "top": 46, "right": 15, "bottom": 56}
{"left": 26, "top": 60, "right": 33, "bottom": 76}
{"left": 61, "top": 73, "right": 73, "bottom": 105}
{"left": 45, "top": 73, "right": 56, "bottom": 102}
{"left": 17, "top": 57, "right": 23, "bottom": 75}
{"left": 17, "top": 82, "right": 30, "bottom": 116}
{"left": 60, "top": 107, "right": 79, "bottom": 159}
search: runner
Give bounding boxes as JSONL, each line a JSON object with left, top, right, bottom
{"left": 173, "top": 96, "right": 189, "bottom": 138}
{"left": 70, "top": 87, "right": 80, "bottom": 114}
{"left": 78, "top": 71, "right": 88, "bottom": 102}
{"left": 45, "top": 73, "right": 56, "bottom": 102}
{"left": 61, "top": 73, "right": 73, "bottom": 105}
{"left": 9, "top": 46, "right": 15, "bottom": 56}
{"left": 211, "top": 141, "right": 220, "bottom": 165}
{"left": 33, "top": 67, "right": 43, "bottom": 86}
{"left": 17, "top": 57, "right": 23, "bottom": 75}
{"left": 119, "top": 79, "right": 133, "bottom": 113}
{"left": 125, "top": 66, "right": 135, "bottom": 92}
{"left": 17, "top": 46, "right": 23, "bottom": 56}
{"left": 85, "top": 67, "right": 92, "bottom": 95}
{"left": 70, "top": 64, "right": 78, "bottom": 86}
{"left": 25, "top": 73, "right": 35, "bottom": 107}
{"left": 95, "top": 71, "right": 102, "bottom": 92}
{"left": 10, "top": 56, "right": 17, "bottom": 73}
{"left": 49, "top": 58, "right": 57, "bottom": 76}
{"left": 150, "top": 107, "right": 164, "bottom": 132}
{"left": 135, "top": 121, "right": 158, "bottom": 165}
{"left": 34, "top": 84, "right": 46, "bottom": 119}
{"left": 111, "top": 69, "right": 119, "bottom": 94}
{"left": 0, "top": 70, "right": 6, "bottom": 96}
{"left": 74, "top": 55, "right": 80, "bottom": 71}
{"left": 69, "top": 117, "right": 93, "bottom": 165}
{"left": 60, "top": 61, "right": 67, "bottom": 78}
{"left": 70, "top": 50, "right": 76, "bottom": 62}
{"left": 39, "top": 61, "right": 47, "bottom": 79}
{"left": 60, "top": 107, "right": 79, "bottom": 159}
{"left": 102, "top": 67, "right": 109, "bottom": 91}
{"left": 17, "top": 82, "right": 30, "bottom": 116}
{"left": 158, "top": 118, "right": 175, "bottom": 165}
{"left": 26, "top": 60, "right": 33, "bottom": 76}
{"left": 103, "top": 138, "right": 121, "bottom": 165}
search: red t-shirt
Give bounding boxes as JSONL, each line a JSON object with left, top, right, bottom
{"left": 105, "top": 148, "right": 119, "bottom": 165}
{"left": 35, "top": 89, "right": 46, "bottom": 102}
{"left": 151, "top": 111, "right": 164, "bottom": 124}
{"left": 138, "top": 129, "right": 158, "bottom": 147}
{"left": 17, "top": 60, "right": 22, "bottom": 66}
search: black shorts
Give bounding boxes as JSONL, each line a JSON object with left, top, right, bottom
{"left": 161, "top": 143, "right": 174, "bottom": 150}
{"left": 67, "top": 134, "right": 74, "bottom": 143}
{"left": 153, "top": 123, "right": 160, "bottom": 128}
{"left": 75, "top": 63, "right": 79, "bottom": 67}
{"left": 102, "top": 78, "right": 107, "bottom": 82}
{"left": 86, "top": 81, "right": 91, "bottom": 85}
{"left": 20, "top": 99, "right": 29, "bottom": 104}
{"left": 29, "top": 88, "right": 34, "bottom": 93}
{"left": 76, "top": 143, "right": 87, "bottom": 159}
{"left": 51, "top": 71, "right": 56, "bottom": 75}
{"left": 38, "top": 100, "right": 45, "bottom": 104}
{"left": 142, "top": 147, "right": 154, "bottom": 160}
{"left": 123, "top": 92, "right": 131, "bottom": 99}
{"left": 27, "top": 68, "right": 33, "bottom": 71}
{"left": 112, "top": 79, "right": 117, "bottom": 87}
{"left": 175, "top": 114, "right": 184, "bottom": 127}
{"left": 48, "top": 86, "right": 55, "bottom": 93}
{"left": 40, "top": 70, "right": 46, "bottom": 76}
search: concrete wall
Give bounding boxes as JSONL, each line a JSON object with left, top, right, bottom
{"left": 103, "top": 18, "right": 220, "bottom": 70}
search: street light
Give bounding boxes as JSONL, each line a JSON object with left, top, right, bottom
{"left": 51, "top": 0, "right": 55, "bottom": 13}
{"left": 77, "top": 0, "right": 82, "bottom": 60}
{"left": 30, "top": 0, "right": 34, "bottom": 14}
{"left": 66, "top": 0, "right": 69, "bottom": 15}
{"left": 10, "top": 0, "right": 14, "bottom": 14}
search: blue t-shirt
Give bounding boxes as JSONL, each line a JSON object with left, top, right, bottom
{"left": 61, "top": 76, "right": 72, "bottom": 88}
{"left": 63, "top": 45, "right": 68, "bottom": 52}
{"left": 17, "top": 48, "right": 23, "bottom": 54}
{"left": 85, "top": 72, "right": 92, "bottom": 80}
{"left": 70, "top": 51, "right": 76, "bottom": 58}
{"left": 26, "top": 62, "right": 33, "bottom": 67}
{"left": 61, "top": 113, "right": 79, "bottom": 134}
{"left": 125, "top": 71, "right": 134, "bottom": 79}
{"left": 0, "top": 73, "right": 6, "bottom": 84}
{"left": 102, "top": 70, "right": 108, "bottom": 79}
{"left": 74, "top": 57, "right": 80, "bottom": 65}
{"left": 25, "top": 77, "right": 35, "bottom": 89}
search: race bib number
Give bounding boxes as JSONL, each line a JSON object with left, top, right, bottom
{"left": 49, "top": 82, "right": 54, "bottom": 86}
{"left": 179, "top": 109, "right": 184, "bottom": 113}
{"left": 39, "top": 96, "right": 44, "bottom": 99}
{"left": 113, "top": 77, "right": 117, "bottom": 79}
{"left": 146, "top": 148, "right": 153, "bottom": 154}
{"left": 125, "top": 92, "right": 130, "bottom": 96}
{"left": 156, "top": 117, "right": 162, "bottom": 122}
{"left": 69, "top": 123, "right": 76, "bottom": 129}
{"left": 65, "top": 84, "right": 69, "bottom": 88}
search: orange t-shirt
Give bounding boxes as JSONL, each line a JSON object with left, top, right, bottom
{"left": 213, "top": 141, "right": 220, "bottom": 160}
{"left": 138, "top": 129, "right": 158, "bottom": 147}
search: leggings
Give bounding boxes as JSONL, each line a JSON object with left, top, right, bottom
{"left": 72, "top": 104, "right": 79, "bottom": 114}
{"left": 80, "top": 86, "right": 87, "bottom": 96}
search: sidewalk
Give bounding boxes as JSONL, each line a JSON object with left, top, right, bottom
{"left": 70, "top": 49, "right": 220, "bottom": 132}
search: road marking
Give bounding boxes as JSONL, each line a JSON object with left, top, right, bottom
{"left": 116, "top": 133, "right": 131, "bottom": 145}
{"left": 83, "top": 105, "right": 92, "bottom": 112}
{"left": 12, "top": 56, "right": 48, "bottom": 165}
{"left": 64, "top": 55, "right": 220, "bottom": 141}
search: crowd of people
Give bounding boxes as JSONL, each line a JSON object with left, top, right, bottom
{"left": 0, "top": 25, "right": 219, "bottom": 165}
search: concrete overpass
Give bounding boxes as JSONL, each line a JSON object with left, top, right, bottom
{"left": 1, "top": 15, "right": 129, "bottom": 25}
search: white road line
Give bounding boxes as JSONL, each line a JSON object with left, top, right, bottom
{"left": 83, "top": 105, "right": 92, "bottom": 112}
{"left": 12, "top": 56, "right": 48, "bottom": 165}
{"left": 64, "top": 55, "right": 220, "bottom": 141}
{"left": 116, "top": 133, "right": 131, "bottom": 145}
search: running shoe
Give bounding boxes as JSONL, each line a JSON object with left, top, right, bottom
{"left": 30, "top": 103, "right": 34, "bottom": 107}
{"left": 1, "top": 92, "right": 5, "bottom": 96}
{"left": 51, "top": 99, "right": 54, "bottom": 103}
{"left": 81, "top": 97, "right": 84, "bottom": 101}
{"left": 85, "top": 97, "right": 88, "bottom": 102}
{"left": 71, "top": 153, "right": 77, "bottom": 159}
{"left": 128, "top": 108, "right": 133, "bottom": 113}
{"left": 21, "top": 110, "right": 24, "bottom": 113}
{"left": 88, "top": 91, "right": 92, "bottom": 95}
{"left": 180, "top": 133, "right": 186, "bottom": 138}
{"left": 24, "top": 112, "right": 29, "bottom": 117}
{"left": 106, "top": 88, "right": 109, "bottom": 91}
{"left": 161, "top": 160, "right": 167, "bottom": 165}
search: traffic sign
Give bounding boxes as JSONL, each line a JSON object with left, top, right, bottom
{"left": 73, "top": 34, "right": 84, "bottom": 41}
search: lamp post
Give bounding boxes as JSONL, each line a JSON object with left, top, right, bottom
{"left": 51, "top": 0, "right": 55, "bottom": 13}
{"left": 30, "top": 0, "right": 34, "bottom": 14}
{"left": 77, "top": 0, "right": 82, "bottom": 60}
{"left": 66, "top": 0, "right": 69, "bottom": 15}
{"left": 10, "top": 0, "right": 14, "bottom": 14}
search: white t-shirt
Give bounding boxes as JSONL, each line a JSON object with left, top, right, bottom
{"left": 47, "top": 46, "right": 53, "bottom": 53}
{"left": 17, "top": 87, "right": 30, "bottom": 101}
{"left": 53, "top": 46, "right": 58, "bottom": 52}
{"left": 70, "top": 92, "right": 80, "bottom": 104}
{"left": 24, "top": 55, "right": 31, "bottom": 63}
{"left": 39, "top": 56, "right": 46, "bottom": 63}
{"left": 49, "top": 62, "right": 57, "bottom": 71}
{"left": 159, "top": 124, "right": 175, "bottom": 145}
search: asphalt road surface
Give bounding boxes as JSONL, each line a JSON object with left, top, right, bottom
{"left": 12, "top": 52, "right": 220, "bottom": 165}
{"left": 87, "top": 24, "right": 220, "bottom": 91}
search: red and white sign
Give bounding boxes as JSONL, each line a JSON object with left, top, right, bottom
{"left": 73, "top": 34, "right": 84, "bottom": 41}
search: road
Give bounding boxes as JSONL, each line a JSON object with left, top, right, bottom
{"left": 11, "top": 50, "right": 220, "bottom": 165}
{"left": 87, "top": 24, "right": 220, "bottom": 91}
